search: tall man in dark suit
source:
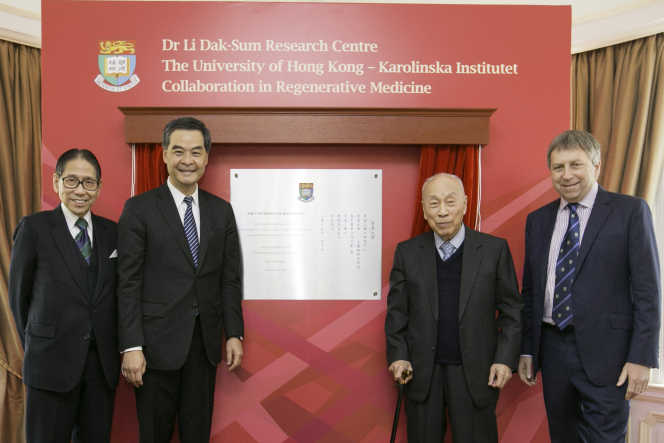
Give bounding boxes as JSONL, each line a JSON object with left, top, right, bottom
{"left": 119, "top": 117, "right": 244, "bottom": 443}
{"left": 518, "top": 130, "right": 661, "bottom": 442}
{"left": 9, "top": 149, "right": 119, "bottom": 443}
{"left": 385, "top": 173, "right": 523, "bottom": 442}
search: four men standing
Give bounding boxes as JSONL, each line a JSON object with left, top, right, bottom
{"left": 8, "top": 125, "right": 661, "bottom": 442}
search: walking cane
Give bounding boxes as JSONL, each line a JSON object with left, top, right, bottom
{"left": 390, "top": 369, "right": 412, "bottom": 443}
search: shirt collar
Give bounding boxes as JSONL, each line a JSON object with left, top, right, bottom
{"left": 558, "top": 182, "right": 598, "bottom": 212}
{"left": 60, "top": 202, "right": 92, "bottom": 229}
{"left": 166, "top": 177, "right": 199, "bottom": 206}
{"left": 434, "top": 224, "right": 465, "bottom": 250}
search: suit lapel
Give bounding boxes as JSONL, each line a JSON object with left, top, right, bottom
{"left": 91, "top": 215, "right": 109, "bottom": 304}
{"left": 196, "top": 191, "right": 213, "bottom": 274}
{"left": 539, "top": 202, "right": 558, "bottom": 294}
{"left": 575, "top": 187, "right": 611, "bottom": 278}
{"left": 155, "top": 183, "right": 197, "bottom": 270}
{"left": 50, "top": 206, "right": 88, "bottom": 296}
{"left": 459, "top": 227, "right": 482, "bottom": 321}
{"left": 418, "top": 231, "right": 439, "bottom": 321}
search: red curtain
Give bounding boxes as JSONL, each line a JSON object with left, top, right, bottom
{"left": 410, "top": 144, "right": 480, "bottom": 238}
{"left": 134, "top": 143, "right": 168, "bottom": 194}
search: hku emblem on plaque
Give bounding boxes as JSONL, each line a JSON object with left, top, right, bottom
{"left": 298, "top": 183, "right": 314, "bottom": 202}
{"left": 94, "top": 40, "right": 140, "bottom": 92}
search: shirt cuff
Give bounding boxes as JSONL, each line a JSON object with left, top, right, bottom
{"left": 227, "top": 336, "right": 243, "bottom": 341}
{"left": 123, "top": 346, "right": 143, "bottom": 353}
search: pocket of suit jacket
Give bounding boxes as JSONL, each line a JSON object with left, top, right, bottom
{"left": 26, "top": 321, "right": 55, "bottom": 338}
{"left": 142, "top": 301, "right": 165, "bottom": 318}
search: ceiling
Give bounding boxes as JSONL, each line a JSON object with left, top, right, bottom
{"left": 2, "top": 0, "right": 664, "bottom": 52}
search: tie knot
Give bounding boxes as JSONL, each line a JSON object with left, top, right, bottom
{"left": 75, "top": 218, "right": 88, "bottom": 230}
{"left": 184, "top": 196, "right": 193, "bottom": 207}
{"left": 441, "top": 241, "right": 455, "bottom": 260}
{"left": 568, "top": 203, "right": 578, "bottom": 214}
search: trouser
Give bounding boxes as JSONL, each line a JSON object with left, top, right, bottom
{"left": 405, "top": 363, "right": 498, "bottom": 443}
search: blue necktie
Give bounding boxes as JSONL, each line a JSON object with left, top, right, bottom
{"left": 74, "top": 218, "right": 91, "bottom": 265}
{"left": 183, "top": 196, "right": 199, "bottom": 267}
{"left": 441, "top": 242, "right": 455, "bottom": 261}
{"left": 553, "top": 204, "right": 579, "bottom": 329}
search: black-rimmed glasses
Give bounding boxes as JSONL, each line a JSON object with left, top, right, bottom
{"left": 61, "top": 176, "right": 99, "bottom": 191}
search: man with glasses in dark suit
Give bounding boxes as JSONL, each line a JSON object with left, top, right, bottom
{"left": 9, "top": 149, "right": 120, "bottom": 443}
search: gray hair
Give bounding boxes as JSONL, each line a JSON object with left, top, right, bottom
{"left": 546, "top": 130, "right": 601, "bottom": 168}
{"left": 422, "top": 173, "right": 465, "bottom": 197}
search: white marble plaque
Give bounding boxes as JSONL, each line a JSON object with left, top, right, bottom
{"left": 231, "top": 169, "right": 382, "bottom": 300}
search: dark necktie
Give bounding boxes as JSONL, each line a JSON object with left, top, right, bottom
{"left": 74, "top": 218, "right": 91, "bottom": 265}
{"left": 183, "top": 196, "right": 199, "bottom": 267}
{"left": 553, "top": 204, "right": 579, "bottom": 329}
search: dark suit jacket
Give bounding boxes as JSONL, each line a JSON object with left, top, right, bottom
{"left": 521, "top": 186, "right": 660, "bottom": 386}
{"left": 9, "top": 205, "right": 120, "bottom": 392}
{"left": 117, "top": 183, "right": 244, "bottom": 370}
{"left": 385, "top": 227, "right": 523, "bottom": 407}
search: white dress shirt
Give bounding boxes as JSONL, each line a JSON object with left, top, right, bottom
{"left": 60, "top": 203, "right": 93, "bottom": 247}
{"left": 166, "top": 177, "right": 200, "bottom": 241}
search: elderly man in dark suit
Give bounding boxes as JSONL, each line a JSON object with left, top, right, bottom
{"left": 118, "top": 117, "right": 244, "bottom": 443}
{"left": 9, "top": 149, "right": 119, "bottom": 443}
{"left": 385, "top": 173, "right": 523, "bottom": 443}
{"left": 518, "top": 130, "right": 661, "bottom": 442}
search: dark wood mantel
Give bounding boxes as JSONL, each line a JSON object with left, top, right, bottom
{"left": 118, "top": 107, "right": 496, "bottom": 146}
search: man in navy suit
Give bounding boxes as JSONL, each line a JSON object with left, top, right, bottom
{"left": 9, "top": 149, "right": 119, "bottom": 442}
{"left": 518, "top": 130, "right": 661, "bottom": 442}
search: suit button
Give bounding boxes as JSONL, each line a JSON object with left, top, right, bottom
{"left": 431, "top": 346, "right": 435, "bottom": 351}
{"left": 90, "top": 308, "right": 96, "bottom": 313}
{"left": 196, "top": 277, "right": 200, "bottom": 283}
{"left": 84, "top": 335, "right": 90, "bottom": 341}
{"left": 191, "top": 303, "right": 198, "bottom": 310}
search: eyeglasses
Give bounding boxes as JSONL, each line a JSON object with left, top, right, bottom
{"left": 61, "top": 176, "right": 99, "bottom": 191}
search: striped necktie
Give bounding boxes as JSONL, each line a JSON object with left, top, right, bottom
{"left": 553, "top": 204, "right": 579, "bottom": 329}
{"left": 74, "top": 218, "right": 91, "bottom": 265}
{"left": 183, "top": 196, "right": 199, "bottom": 267}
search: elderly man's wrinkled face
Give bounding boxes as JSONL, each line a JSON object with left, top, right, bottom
{"left": 422, "top": 175, "right": 467, "bottom": 241}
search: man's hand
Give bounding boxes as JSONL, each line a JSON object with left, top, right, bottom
{"left": 488, "top": 363, "right": 512, "bottom": 389}
{"left": 389, "top": 360, "right": 413, "bottom": 384}
{"left": 123, "top": 350, "right": 147, "bottom": 388}
{"left": 518, "top": 356, "right": 537, "bottom": 387}
{"left": 226, "top": 337, "right": 243, "bottom": 372}
{"left": 617, "top": 362, "right": 651, "bottom": 400}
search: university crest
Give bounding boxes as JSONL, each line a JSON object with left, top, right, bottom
{"left": 298, "top": 183, "right": 314, "bottom": 202}
{"left": 94, "top": 40, "right": 140, "bottom": 92}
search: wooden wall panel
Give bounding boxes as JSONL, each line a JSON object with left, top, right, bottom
{"left": 119, "top": 107, "right": 496, "bottom": 146}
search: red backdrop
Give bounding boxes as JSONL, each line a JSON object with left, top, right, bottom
{"left": 41, "top": 2, "right": 569, "bottom": 441}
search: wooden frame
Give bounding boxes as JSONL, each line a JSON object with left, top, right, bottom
{"left": 119, "top": 107, "right": 496, "bottom": 146}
